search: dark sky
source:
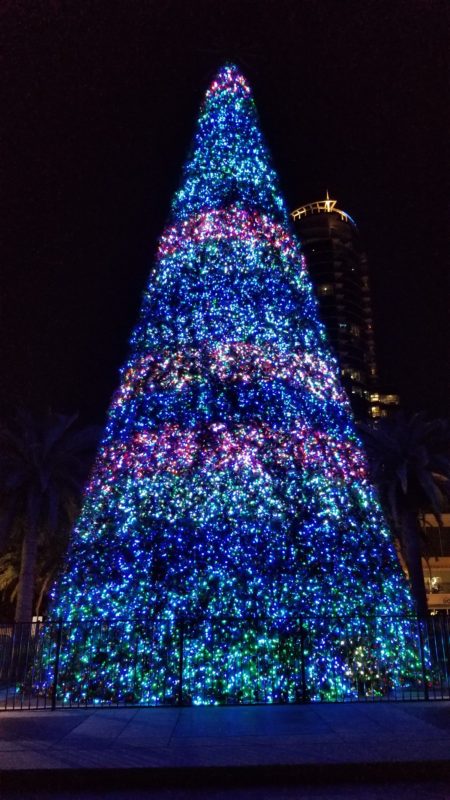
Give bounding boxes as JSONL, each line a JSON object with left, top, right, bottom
{"left": 1, "top": 0, "right": 449, "bottom": 425}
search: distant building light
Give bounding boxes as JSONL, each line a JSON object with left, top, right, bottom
{"left": 370, "top": 393, "right": 400, "bottom": 406}
{"left": 317, "top": 283, "right": 334, "bottom": 296}
{"left": 370, "top": 406, "right": 387, "bottom": 419}
{"left": 291, "top": 193, "right": 356, "bottom": 226}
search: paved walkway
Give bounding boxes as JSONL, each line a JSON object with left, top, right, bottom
{"left": 0, "top": 702, "right": 449, "bottom": 791}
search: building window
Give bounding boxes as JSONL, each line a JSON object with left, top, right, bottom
{"left": 370, "top": 406, "right": 387, "bottom": 419}
{"left": 343, "top": 368, "right": 362, "bottom": 383}
{"left": 426, "top": 577, "right": 442, "bottom": 594}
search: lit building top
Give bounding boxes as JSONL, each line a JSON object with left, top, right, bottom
{"left": 291, "top": 192, "right": 356, "bottom": 226}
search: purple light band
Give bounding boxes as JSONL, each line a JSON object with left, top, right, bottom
{"left": 158, "top": 207, "right": 303, "bottom": 262}
{"left": 113, "top": 342, "right": 346, "bottom": 409}
{"left": 92, "top": 421, "right": 367, "bottom": 484}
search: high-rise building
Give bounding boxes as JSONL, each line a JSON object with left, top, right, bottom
{"left": 292, "top": 194, "right": 398, "bottom": 419}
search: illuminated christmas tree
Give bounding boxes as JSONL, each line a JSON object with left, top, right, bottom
{"left": 52, "top": 65, "right": 420, "bottom": 705}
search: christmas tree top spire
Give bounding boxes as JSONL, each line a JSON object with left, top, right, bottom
{"left": 171, "top": 64, "right": 286, "bottom": 223}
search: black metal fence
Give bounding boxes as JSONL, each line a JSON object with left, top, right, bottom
{"left": 0, "top": 614, "right": 449, "bottom": 710}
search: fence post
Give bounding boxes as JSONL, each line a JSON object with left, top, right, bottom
{"left": 177, "top": 618, "right": 184, "bottom": 707}
{"left": 417, "top": 616, "right": 429, "bottom": 702}
{"left": 300, "top": 619, "right": 308, "bottom": 703}
{"left": 51, "top": 618, "right": 63, "bottom": 711}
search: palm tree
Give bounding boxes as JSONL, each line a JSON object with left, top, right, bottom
{"left": 359, "top": 412, "right": 450, "bottom": 618}
{"left": 0, "top": 411, "right": 100, "bottom": 622}
{"left": 0, "top": 496, "right": 78, "bottom": 619}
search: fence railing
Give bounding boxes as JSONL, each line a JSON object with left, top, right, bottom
{"left": 0, "top": 614, "right": 449, "bottom": 710}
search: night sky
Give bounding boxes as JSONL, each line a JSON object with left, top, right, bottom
{"left": 1, "top": 1, "right": 449, "bottom": 426}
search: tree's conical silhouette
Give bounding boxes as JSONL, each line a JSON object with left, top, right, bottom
{"left": 52, "top": 65, "right": 420, "bottom": 704}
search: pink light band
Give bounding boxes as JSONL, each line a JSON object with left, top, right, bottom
{"left": 157, "top": 207, "right": 301, "bottom": 262}
{"left": 113, "top": 342, "right": 346, "bottom": 408}
{"left": 205, "top": 69, "right": 251, "bottom": 99}
{"left": 94, "top": 421, "right": 366, "bottom": 485}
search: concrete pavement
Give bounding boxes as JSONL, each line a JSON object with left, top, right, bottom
{"left": 0, "top": 702, "right": 449, "bottom": 792}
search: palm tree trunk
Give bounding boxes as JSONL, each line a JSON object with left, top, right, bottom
{"left": 15, "top": 527, "right": 38, "bottom": 622}
{"left": 35, "top": 572, "right": 52, "bottom": 618}
{"left": 401, "top": 508, "right": 428, "bottom": 618}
